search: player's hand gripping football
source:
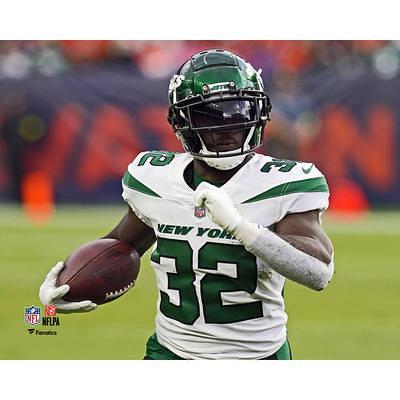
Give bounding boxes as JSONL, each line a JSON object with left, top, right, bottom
{"left": 39, "top": 261, "right": 97, "bottom": 313}
{"left": 194, "top": 182, "right": 261, "bottom": 247}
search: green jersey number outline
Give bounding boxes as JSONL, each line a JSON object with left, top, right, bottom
{"left": 151, "top": 237, "right": 263, "bottom": 325}
{"left": 138, "top": 151, "right": 175, "bottom": 167}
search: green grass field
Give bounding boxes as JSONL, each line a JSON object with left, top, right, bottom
{"left": 1, "top": 205, "right": 399, "bottom": 359}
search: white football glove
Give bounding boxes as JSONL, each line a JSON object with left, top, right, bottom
{"left": 194, "top": 182, "right": 242, "bottom": 231}
{"left": 39, "top": 261, "right": 97, "bottom": 313}
{"left": 193, "top": 182, "right": 261, "bottom": 246}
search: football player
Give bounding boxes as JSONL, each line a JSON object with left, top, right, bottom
{"left": 39, "top": 49, "right": 334, "bottom": 360}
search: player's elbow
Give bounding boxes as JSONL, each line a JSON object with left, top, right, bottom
{"left": 307, "top": 277, "right": 330, "bottom": 292}
{"left": 308, "top": 260, "right": 334, "bottom": 292}
{"left": 311, "top": 278, "right": 331, "bottom": 292}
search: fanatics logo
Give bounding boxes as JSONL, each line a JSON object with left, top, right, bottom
{"left": 194, "top": 206, "right": 206, "bottom": 218}
{"left": 25, "top": 305, "right": 41, "bottom": 326}
{"left": 44, "top": 305, "right": 57, "bottom": 317}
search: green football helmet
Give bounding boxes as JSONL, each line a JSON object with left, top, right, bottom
{"left": 167, "top": 49, "right": 271, "bottom": 170}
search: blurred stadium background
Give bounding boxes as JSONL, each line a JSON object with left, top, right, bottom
{"left": 0, "top": 40, "right": 399, "bottom": 359}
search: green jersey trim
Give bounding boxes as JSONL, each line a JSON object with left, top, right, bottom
{"left": 242, "top": 177, "right": 329, "bottom": 204}
{"left": 123, "top": 171, "right": 162, "bottom": 198}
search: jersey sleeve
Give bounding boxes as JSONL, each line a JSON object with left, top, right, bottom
{"left": 121, "top": 152, "right": 153, "bottom": 227}
{"left": 278, "top": 163, "right": 330, "bottom": 218}
{"left": 121, "top": 150, "right": 184, "bottom": 229}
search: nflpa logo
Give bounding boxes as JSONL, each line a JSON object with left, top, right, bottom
{"left": 45, "top": 305, "right": 57, "bottom": 316}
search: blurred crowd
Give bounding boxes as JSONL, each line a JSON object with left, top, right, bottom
{"left": 0, "top": 40, "right": 399, "bottom": 82}
{"left": 0, "top": 40, "right": 399, "bottom": 206}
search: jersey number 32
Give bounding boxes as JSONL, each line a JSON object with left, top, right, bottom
{"left": 151, "top": 237, "right": 264, "bottom": 325}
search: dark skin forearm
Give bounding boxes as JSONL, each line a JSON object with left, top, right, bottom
{"left": 274, "top": 210, "right": 333, "bottom": 265}
{"left": 102, "top": 207, "right": 156, "bottom": 256}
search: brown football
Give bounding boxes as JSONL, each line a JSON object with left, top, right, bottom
{"left": 57, "top": 239, "right": 140, "bottom": 305}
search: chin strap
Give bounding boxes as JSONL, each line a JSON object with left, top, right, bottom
{"left": 202, "top": 154, "right": 248, "bottom": 170}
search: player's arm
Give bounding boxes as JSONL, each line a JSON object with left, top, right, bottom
{"left": 274, "top": 210, "right": 333, "bottom": 265}
{"left": 102, "top": 207, "right": 156, "bottom": 256}
{"left": 195, "top": 182, "right": 334, "bottom": 291}
{"left": 39, "top": 207, "right": 156, "bottom": 313}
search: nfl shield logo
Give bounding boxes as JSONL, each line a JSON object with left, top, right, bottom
{"left": 45, "top": 305, "right": 57, "bottom": 317}
{"left": 194, "top": 206, "right": 206, "bottom": 218}
{"left": 25, "top": 305, "right": 41, "bottom": 326}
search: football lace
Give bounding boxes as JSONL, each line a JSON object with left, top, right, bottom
{"left": 105, "top": 280, "right": 136, "bottom": 300}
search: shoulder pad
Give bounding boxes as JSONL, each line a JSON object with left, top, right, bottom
{"left": 240, "top": 155, "right": 328, "bottom": 204}
{"left": 122, "top": 151, "right": 188, "bottom": 200}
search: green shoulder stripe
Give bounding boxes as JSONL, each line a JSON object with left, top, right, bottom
{"left": 242, "top": 176, "right": 329, "bottom": 204}
{"left": 123, "top": 171, "right": 162, "bottom": 198}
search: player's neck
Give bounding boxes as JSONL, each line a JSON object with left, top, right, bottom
{"left": 193, "top": 154, "right": 253, "bottom": 184}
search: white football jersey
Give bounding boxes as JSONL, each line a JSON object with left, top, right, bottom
{"left": 122, "top": 151, "right": 329, "bottom": 359}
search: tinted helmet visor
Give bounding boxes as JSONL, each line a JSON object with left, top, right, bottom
{"left": 190, "top": 100, "right": 257, "bottom": 130}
